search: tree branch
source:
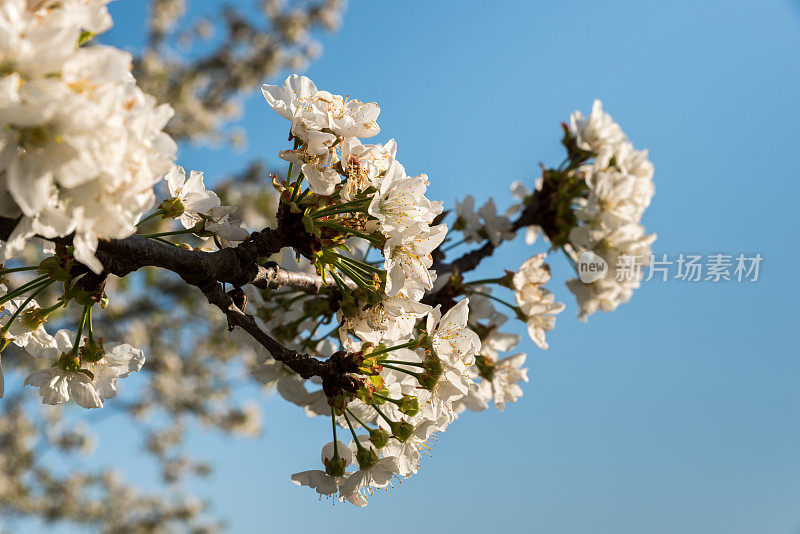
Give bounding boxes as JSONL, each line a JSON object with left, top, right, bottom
{"left": 434, "top": 192, "right": 546, "bottom": 276}
{"left": 202, "top": 282, "right": 358, "bottom": 394}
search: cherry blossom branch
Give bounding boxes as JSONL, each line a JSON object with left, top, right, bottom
{"left": 252, "top": 261, "right": 354, "bottom": 292}
{"left": 0, "top": 212, "right": 358, "bottom": 383}
{"left": 435, "top": 192, "right": 546, "bottom": 276}
{"left": 201, "top": 282, "right": 358, "bottom": 392}
{"left": 0, "top": 213, "right": 342, "bottom": 294}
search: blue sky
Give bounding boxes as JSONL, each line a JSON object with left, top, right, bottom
{"left": 33, "top": 1, "right": 800, "bottom": 533}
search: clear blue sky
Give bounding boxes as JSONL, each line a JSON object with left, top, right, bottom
{"left": 40, "top": 1, "right": 800, "bottom": 533}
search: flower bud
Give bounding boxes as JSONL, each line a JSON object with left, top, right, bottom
{"left": 20, "top": 308, "right": 52, "bottom": 331}
{"left": 397, "top": 395, "right": 420, "bottom": 417}
{"left": 422, "top": 355, "right": 443, "bottom": 377}
{"left": 417, "top": 371, "right": 440, "bottom": 392}
{"left": 324, "top": 455, "right": 347, "bottom": 477}
{"left": 80, "top": 338, "right": 105, "bottom": 363}
{"left": 60, "top": 352, "right": 81, "bottom": 371}
{"left": 302, "top": 214, "right": 315, "bottom": 235}
{"left": 475, "top": 355, "right": 496, "bottom": 381}
{"left": 38, "top": 256, "right": 73, "bottom": 282}
{"left": 389, "top": 421, "right": 414, "bottom": 442}
{"left": 159, "top": 197, "right": 185, "bottom": 218}
{"left": 0, "top": 333, "right": 10, "bottom": 353}
{"left": 368, "top": 428, "right": 390, "bottom": 449}
{"left": 355, "top": 446, "right": 378, "bottom": 470}
{"left": 327, "top": 393, "right": 348, "bottom": 416}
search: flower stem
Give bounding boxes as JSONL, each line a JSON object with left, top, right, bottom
{"left": 371, "top": 404, "right": 393, "bottom": 426}
{"left": 139, "top": 228, "right": 196, "bottom": 239}
{"left": 379, "top": 359, "right": 425, "bottom": 368}
{"left": 342, "top": 410, "right": 361, "bottom": 444}
{"left": 464, "top": 277, "right": 506, "bottom": 286}
{"left": 335, "top": 253, "right": 383, "bottom": 274}
{"left": 86, "top": 305, "right": 95, "bottom": 344}
{"left": 330, "top": 407, "right": 341, "bottom": 459}
{"left": 149, "top": 236, "right": 182, "bottom": 247}
{"left": 441, "top": 237, "right": 467, "bottom": 253}
{"left": 371, "top": 341, "right": 417, "bottom": 358}
{"left": 0, "top": 265, "right": 38, "bottom": 275}
{"left": 0, "top": 276, "right": 50, "bottom": 306}
{"left": 345, "top": 407, "right": 370, "bottom": 429}
{"left": 69, "top": 305, "right": 91, "bottom": 355}
{"left": 312, "top": 199, "right": 370, "bottom": 218}
{"left": 379, "top": 363, "right": 420, "bottom": 378}
{"left": 136, "top": 209, "right": 165, "bottom": 227}
{"left": 316, "top": 222, "right": 381, "bottom": 245}
{"left": 465, "top": 289, "right": 519, "bottom": 312}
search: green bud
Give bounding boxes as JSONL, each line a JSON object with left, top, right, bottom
{"left": 355, "top": 446, "right": 378, "bottom": 470}
{"left": 158, "top": 197, "right": 185, "bottom": 218}
{"left": 80, "top": 337, "right": 105, "bottom": 363}
{"left": 38, "top": 256, "right": 73, "bottom": 282}
{"left": 328, "top": 393, "right": 348, "bottom": 416}
{"left": 20, "top": 308, "right": 51, "bottom": 331}
{"left": 302, "top": 214, "right": 315, "bottom": 235}
{"left": 77, "top": 30, "right": 95, "bottom": 46}
{"left": 368, "top": 428, "right": 391, "bottom": 449}
{"left": 324, "top": 455, "right": 347, "bottom": 478}
{"left": 499, "top": 270, "right": 516, "bottom": 289}
{"left": 0, "top": 333, "right": 10, "bottom": 353}
{"left": 397, "top": 395, "right": 420, "bottom": 417}
{"left": 475, "top": 355, "right": 496, "bottom": 381}
{"left": 389, "top": 421, "right": 414, "bottom": 442}
{"left": 59, "top": 351, "right": 81, "bottom": 372}
{"left": 422, "top": 355, "right": 443, "bottom": 377}
{"left": 417, "top": 371, "right": 440, "bottom": 392}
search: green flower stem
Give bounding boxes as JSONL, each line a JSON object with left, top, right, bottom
{"left": 465, "top": 289, "right": 519, "bottom": 313}
{"left": 135, "top": 209, "right": 165, "bottom": 227}
{"left": 441, "top": 237, "right": 467, "bottom": 253}
{"left": 379, "top": 363, "right": 420, "bottom": 379}
{"left": 86, "top": 305, "right": 94, "bottom": 344}
{"left": 371, "top": 404, "right": 394, "bottom": 426}
{"left": 316, "top": 222, "right": 381, "bottom": 245}
{"left": 0, "top": 280, "right": 54, "bottom": 336}
{"left": 464, "top": 277, "right": 507, "bottom": 286}
{"left": 330, "top": 407, "right": 341, "bottom": 459}
{"left": 330, "top": 271, "right": 353, "bottom": 295}
{"left": 334, "top": 253, "right": 383, "bottom": 273}
{"left": 342, "top": 410, "right": 362, "bottom": 446}
{"left": 345, "top": 408, "right": 370, "bottom": 430}
{"left": 372, "top": 393, "right": 402, "bottom": 406}
{"left": 0, "top": 265, "right": 39, "bottom": 275}
{"left": 139, "top": 228, "right": 197, "bottom": 239}
{"left": 286, "top": 137, "right": 300, "bottom": 185}
{"left": 290, "top": 171, "right": 305, "bottom": 202}
{"left": 370, "top": 341, "right": 417, "bottom": 358}
{"left": 295, "top": 186, "right": 312, "bottom": 204}
{"left": 334, "top": 262, "right": 371, "bottom": 289}
{"left": 311, "top": 199, "right": 370, "bottom": 218}
{"left": 560, "top": 245, "right": 579, "bottom": 274}
{"left": 68, "top": 305, "right": 90, "bottom": 356}
{"left": 149, "top": 236, "right": 182, "bottom": 247}
{"left": 0, "top": 275, "right": 51, "bottom": 306}
{"left": 379, "top": 359, "right": 425, "bottom": 368}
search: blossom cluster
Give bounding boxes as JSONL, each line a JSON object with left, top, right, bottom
{"left": 565, "top": 100, "right": 656, "bottom": 320}
{"left": 1, "top": 285, "right": 144, "bottom": 406}
{"left": 257, "top": 75, "right": 485, "bottom": 503}
{"left": 0, "top": 0, "right": 176, "bottom": 272}
{"left": 234, "top": 74, "right": 578, "bottom": 505}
